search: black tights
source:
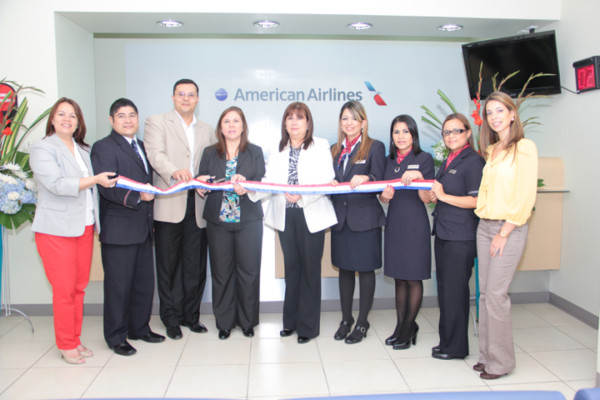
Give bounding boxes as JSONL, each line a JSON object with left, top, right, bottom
{"left": 392, "top": 279, "right": 423, "bottom": 341}
{"left": 338, "top": 269, "right": 375, "bottom": 325}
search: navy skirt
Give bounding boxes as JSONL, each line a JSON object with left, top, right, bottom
{"left": 331, "top": 221, "right": 382, "bottom": 272}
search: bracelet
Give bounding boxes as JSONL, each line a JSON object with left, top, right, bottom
{"left": 499, "top": 230, "right": 509, "bottom": 239}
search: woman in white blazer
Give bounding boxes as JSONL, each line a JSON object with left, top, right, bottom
{"left": 249, "top": 102, "right": 336, "bottom": 343}
{"left": 30, "top": 98, "right": 117, "bottom": 365}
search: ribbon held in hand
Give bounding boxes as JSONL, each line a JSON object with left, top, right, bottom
{"left": 115, "top": 176, "right": 433, "bottom": 196}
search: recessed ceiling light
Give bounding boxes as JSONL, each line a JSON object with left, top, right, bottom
{"left": 156, "top": 19, "right": 183, "bottom": 28}
{"left": 253, "top": 20, "right": 279, "bottom": 29}
{"left": 347, "top": 22, "right": 372, "bottom": 30}
{"left": 438, "top": 23, "right": 463, "bottom": 32}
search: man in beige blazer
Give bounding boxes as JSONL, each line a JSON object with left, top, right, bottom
{"left": 144, "top": 79, "right": 216, "bottom": 340}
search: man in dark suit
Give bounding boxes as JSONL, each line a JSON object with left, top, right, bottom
{"left": 144, "top": 79, "right": 216, "bottom": 340}
{"left": 91, "top": 98, "right": 165, "bottom": 356}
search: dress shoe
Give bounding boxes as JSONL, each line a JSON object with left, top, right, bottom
{"left": 473, "top": 363, "right": 486, "bottom": 372}
{"left": 334, "top": 319, "right": 354, "bottom": 341}
{"left": 393, "top": 323, "right": 419, "bottom": 350}
{"left": 432, "top": 346, "right": 441, "bottom": 354}
{"left": 480, "top": 371, "right": 507, "bottom": 380}
{"left": 297, "top": 336, "right": 311, "bottom": 344}
{"left": 345, "top": 321, "right": 369, "bottom": 344}
{"left": 432, "top": 352, "right": 463, "bottom": 360}
{"left": 218, "top": 329, "right": 231, "bottom": 339}
{"left": 129, "top": 331, "right": 165, "bottom": 343}
{"left": 166, "top": 326, "right": 183, "bottom": 340}
{"left": 181, "top": 321, "right": 208, "bottom": 333}
{"left": 280, "top": 328, "right": 295, "bottom": 337}
{"left": 111, "top": 341, "right": 137, "bottom": 356}
{"left": 242, "top": 328, "right": 254, "bottom": 337}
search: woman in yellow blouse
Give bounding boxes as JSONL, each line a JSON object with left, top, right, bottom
{"left": 473, "top": 91, "right": 538, "bottom": 380}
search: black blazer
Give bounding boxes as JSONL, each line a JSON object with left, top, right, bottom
{"left": 432, "top": 146, "right": 485, "bottom": 241}
{"left": 91, "top": 130, "right": 154, "bottom": 245}
{"left": 198, "top": 143, "right": 265, "bottom": 225}
{"left": 331, "top": 139, "right": 386, "bottom": 232}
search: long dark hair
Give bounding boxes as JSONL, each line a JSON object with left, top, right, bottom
{"left": 45, "top": 97, "right": 88, "bottom": 147}
{"left": 279, "top": 102, "right": 314, "bottom": 151}
{"left": 388, "top": 114, "right": 421, "bottom": 159}
{"left": 331, "top": 101, "right": 373, "bottom": 164}
{"left": 215, "top": 106, "right": 249, "bottom": 157}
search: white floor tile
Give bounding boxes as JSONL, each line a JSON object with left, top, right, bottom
{"left": 394, "top": 357, "right": 486, "bottom": 390}
{"left": 248, "top": 362, "right": 329, "bottom": 397}
{"left": 482, "top": 352, "right": 560, "bottom": 385}
{"left": 513, "top": 326, "right": 587, "bottom": 352}
{"left": 317, "top": 333, "right": 389, "bottom": 362}
{"left": 167, "top": 364, "right": 249, "bottom": 398}
{"left": 556, "top": 324, "right": 598, "bottom": 350}
{"left": 251, "top": 338, "right": 320, "bottom": 364}
{"left": 179, "top": 336, "right": 251, "bottom": 365}
{"left": 0, "top": 368, "right": 26, "bottom": 394}
{"left": 0, "top": 366, "right": 101, "bottom": 400}
{"left": 528, "top": 349, "right": 597, "bottom": 381}
{"left": 323, "top": 359, "right": 409, "bottom": 394}
{"left": 488, "top": 381, "right": 576, "bottom": 400}
{"left": 0, "top": 342, "right": 54, "bottom": 369}
{"left": 83, "top": 363, "right": 175, "bottom": 398}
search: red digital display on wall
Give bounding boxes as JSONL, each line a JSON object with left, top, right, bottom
{"left": 573, "top": 56, "right": 600, "bottom": 92}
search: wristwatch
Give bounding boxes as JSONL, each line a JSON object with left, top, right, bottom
{"left": 499, "top": 230, "right": 509, "bottom": 239}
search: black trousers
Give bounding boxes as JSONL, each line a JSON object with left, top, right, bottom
{"left": 155, "top": 192, "right": 208, "bottom": 328}
{"left": 101, "top": 234, "right": 154, "bottom": 347}
{"left": 434, "top": 236, "right": 476, "bottom": 357}
{"left": 207, "top": 219, "right": 263, "bottom": 331}
{"left": 278, "top": 208, "right": 325, "bottom": 338}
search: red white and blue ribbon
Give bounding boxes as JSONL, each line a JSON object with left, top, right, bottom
{"left": 116, "top": 176, "right": 433, "bottom": 195}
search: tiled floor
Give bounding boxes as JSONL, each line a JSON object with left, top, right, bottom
{"left": 0, "top": 303, "right": 597, "bottom": 399}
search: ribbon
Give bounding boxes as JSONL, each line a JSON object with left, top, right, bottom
{"left": 116, "top": 176, "right": 433, "bottom": 196}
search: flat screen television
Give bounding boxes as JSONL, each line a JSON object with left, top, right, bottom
{"left": 462, "top": 31, "right": 561, "bottom": 99}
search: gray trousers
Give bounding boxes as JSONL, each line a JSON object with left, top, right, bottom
{"left": 476, "top": 219, "right": 528, "bottom": 375}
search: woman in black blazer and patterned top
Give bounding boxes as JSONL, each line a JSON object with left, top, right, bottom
{"left": 330, "top": 101, "right": 386, "bottom": 344}
{"left": 429, "top": 113, "right": 485, "bottom": 360}
{"left": 197, "top": 106, "right": 265, "bottom": 340}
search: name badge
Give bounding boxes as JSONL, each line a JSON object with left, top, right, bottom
{"left": 449, "top": 169, "right": 457, "bottom": 174}
{"left": 407, "top": 164, "right": 419, "bottom": 170}
{"left": 355, "top": 159, "right": 366, "bottom": 164}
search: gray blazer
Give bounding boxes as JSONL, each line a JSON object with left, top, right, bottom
{"left": 30, "top": 134, "right": 100, "bottom": 236}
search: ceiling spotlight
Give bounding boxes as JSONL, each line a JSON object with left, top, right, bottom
{"left": 253, "top": 20, "right": 280, "bottom": 29}
{"left": 156, "top": 19, "right": 183, "bottom": 28}
{"left": 347, "top": 22, "right": 372, "bottom": 30}
{"left": 438, "top": 23, "right": 463, "bottom": 32}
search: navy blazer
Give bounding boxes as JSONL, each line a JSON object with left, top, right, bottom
{"left": 432, "top": 146, "right": 485, "bottom": 241}
{"left": 91, "top": 131, "right": 154, "bottom": 245}
{"left": 198, "top": 143, "right": 265, "bottom": 225}
{"left": 331, "top": 140, "right": 386, "bottom": 232}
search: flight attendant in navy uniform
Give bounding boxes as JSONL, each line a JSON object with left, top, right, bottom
{"left": 330, "top": 101, "right": 386, "bottom": 344}
{"left": 429, "top": 113, "right": 485, "bottom": 360}
{"left": 379, "top": 114, "right": 434, "bottom": 350}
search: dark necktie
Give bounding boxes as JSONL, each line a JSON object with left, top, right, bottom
{"left": 131, "top": 140, "right": 148, "bottom": 173}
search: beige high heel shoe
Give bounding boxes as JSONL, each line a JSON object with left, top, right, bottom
{"left": 77, "top": 345, "right": 94, "bottom": 358}
{"left": 61, "top": 348, "right": 85, "bottom": 365}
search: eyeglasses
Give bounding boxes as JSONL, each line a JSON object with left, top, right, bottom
{"left": 441, "top": 128, "right": 466, "bottom": 137}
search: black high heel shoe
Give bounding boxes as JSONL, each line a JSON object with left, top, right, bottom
{"left": 345, "top": 321, "right": 369, "bottom": 344}
{"left": 334, "top": 318, "right": 354, "bottom": 341}
{"left": 385, "top": 329, "right": 401, "bottom": 346}
{"left": 392, "top": 323, "right": 419, "bottom": 350}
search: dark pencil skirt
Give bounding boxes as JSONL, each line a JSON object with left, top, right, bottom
{"left": 331, "top": 221, "right": 382, "bottom": 272}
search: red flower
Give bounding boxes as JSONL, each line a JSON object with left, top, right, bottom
{"left": 471, "top": 98, "right": 482, "bottom": 126}
{"left": 2, "top": 126, "right": 12, "bottom": 136}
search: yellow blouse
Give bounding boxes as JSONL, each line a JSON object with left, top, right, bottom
{"left": 475, "top": 138, "right": 538, "bottom": 226}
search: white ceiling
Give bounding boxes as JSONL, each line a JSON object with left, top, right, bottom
{"left": 60, "top": 12, "right": 557, "bottom": 42}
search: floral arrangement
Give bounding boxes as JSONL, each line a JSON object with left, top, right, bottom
{"left": 421, "top": 62, "right": 554, "bottom": 158}
{"left": 0, "top": 163, "right": 36, "bottom": 228}
{"left": 0, "top": 79, "right": 50, "bottom": 229}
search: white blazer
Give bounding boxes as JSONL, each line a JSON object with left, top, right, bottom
{"left": 249, "top": 137, "right": 337, "bottom": 233}
{"left": 30, "top": 134, "right": 100, "bottom": 236}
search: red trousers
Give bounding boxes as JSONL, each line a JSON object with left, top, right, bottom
{"left": 35, "top": 225, "right": 94, "bottom": 350}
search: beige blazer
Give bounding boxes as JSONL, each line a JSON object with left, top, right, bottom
{"left": 143, "top": 110, "right": 216, "bottom": 227}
